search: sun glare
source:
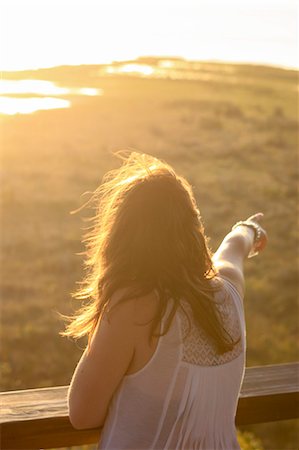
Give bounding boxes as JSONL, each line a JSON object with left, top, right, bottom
{"left": 0, "top": 80, "right": 103, "bottom": 115}
{"left": 0, "top": 80, "right": 69, "bottom": 96}
{"left": 0, "top": 80, "right": 103, "bottom": 97}
{"left": 158, "top": 60, "right": 175, "bottom": 69}
{"left": 0, "top": 97, "right": 71, "bottom": 115}
{"left": 77, "top": 87, "right": 100, "bottom": 96}
{"left": 106, "top": 64, "right": 155, "bottom": 76}
{"left": 1, "top": 1, "right": 297, "bottom": 72}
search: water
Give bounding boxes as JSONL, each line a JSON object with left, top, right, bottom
{"left": 1, "top": 57, "right": 296, "bottom": 115}
{"left": 0, "top": 80, "right": 103, "bottom": 115}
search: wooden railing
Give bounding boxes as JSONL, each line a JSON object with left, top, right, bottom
{"left": 1, "top": 362, "right": 298, "bottom": 449}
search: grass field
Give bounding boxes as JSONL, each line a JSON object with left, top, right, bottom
{"left": 1, "top": 58, "right": 298, "bottom": 449}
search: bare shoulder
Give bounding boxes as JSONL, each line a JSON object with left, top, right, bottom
{"left": 106, "top": 287, "right": 160, "bottom": 327}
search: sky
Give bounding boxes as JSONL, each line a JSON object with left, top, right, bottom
{"left": 0, "top": 0, "right": 298, "bottom": 71}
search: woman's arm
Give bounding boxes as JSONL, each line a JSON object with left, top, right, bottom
{"left": 212, "top": 226, "right": 255, "bottom": 297}
{"left": 212, "top": 212, "right": 267, "bottom": 298}
{"left": 67, "top": 295, "right": 137, "bottom": 430}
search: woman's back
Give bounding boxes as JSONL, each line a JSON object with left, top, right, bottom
{"left": 64, "top": 153, "right": 267, "bottom": 447}
{"left": 98, "top": 274, "right": 246, "bottom": 450}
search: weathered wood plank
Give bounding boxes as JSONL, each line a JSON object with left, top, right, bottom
{"left": 236, "top": 362, "right": 299, "bottom": 425}
{"left": 1, "top": 363, "right": 298, "bottom": 449}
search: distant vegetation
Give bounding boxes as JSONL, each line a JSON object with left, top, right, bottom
{"left": 1, "top": 58, "right": 298, "bottom": 449}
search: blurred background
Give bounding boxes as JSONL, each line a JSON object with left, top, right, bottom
{"left": 1, "top": 0, "right": 298, "bottom": 448}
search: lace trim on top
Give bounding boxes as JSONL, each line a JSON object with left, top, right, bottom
{"left": 178, "top": 283, "right": 243, "bottom": 366}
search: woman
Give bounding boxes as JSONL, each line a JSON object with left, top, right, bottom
{"left": 60, "top": 151, "right": 268, "bottom": 449}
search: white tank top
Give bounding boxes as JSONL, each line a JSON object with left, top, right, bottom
{"left": 97, "top": 274, "right": 246, "bottom": 450}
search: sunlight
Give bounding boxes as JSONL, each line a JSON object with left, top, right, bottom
{"left": 0, "top": 80, "right": 69, "bottom": 96}
{"left": 0, "top": 80, "right": 103, "bottom": 115}
{"left": 100, "top": 60, "right": 238, "bottom": 82}
{"left": 76, "top": 87, "right": 100, "bottom": 96}
{"left": 158, "top": 60, "right": 175, "bottom": 68}
{"left": 1, "top": 1, "right": 297, "bottom": 71}
{"left": 118, "top": 163, "right": 158, "bottom": 186}
{"left": 0, "top": 97, "right": 70, "bottom": 115}
{"left": 0, "top": 80, "right": 103, "bottom": 97}
{"left": 106, "top": 64, "right": 154, "bottom": 76}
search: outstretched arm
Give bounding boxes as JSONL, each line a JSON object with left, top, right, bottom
{"left": 212, "top": 212, "right": 267, "bottom": 298}
{"left": 212, "top": 226, "right": 255, "bottom": 298}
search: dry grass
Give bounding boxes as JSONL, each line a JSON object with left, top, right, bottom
{"left": 1, "top": 59, "right": 298, "bottom": 449}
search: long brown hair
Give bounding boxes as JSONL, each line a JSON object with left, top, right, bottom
{"left": 59, "top": 150, "right": 239, "bottom": 354}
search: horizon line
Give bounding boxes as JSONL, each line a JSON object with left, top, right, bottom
{"left": 1, "top": 55, "right": 298, "bottom": 74}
